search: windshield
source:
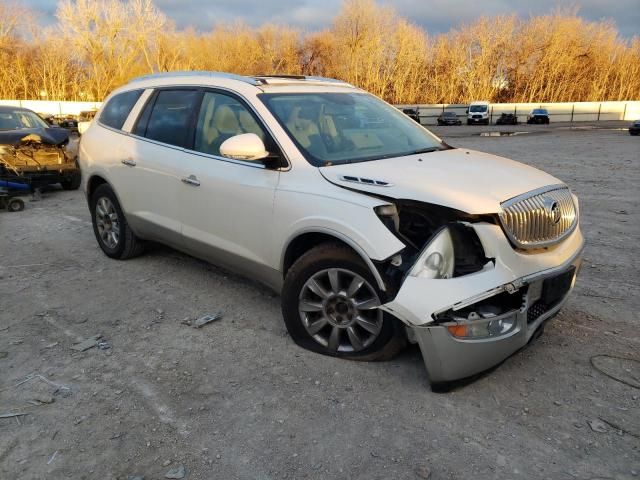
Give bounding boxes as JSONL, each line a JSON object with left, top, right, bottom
{"left": 443, "top": 112, "right": 456, "bottom": 117}
{"left": 259, "top": 92, "right": 445, "bottom": 166}
{"left": 469, "top": 105, "right": 487, "bottom": 113}
{"left": 0, "top": 110, "right": 49, "bottom": 130}
{"left": 532, "top": 109, "right": 548, "bottom": 114}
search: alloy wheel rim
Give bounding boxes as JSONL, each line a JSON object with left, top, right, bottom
{"left": 298, "top": 268, "right": 383, "bottom": 353}
{"left": 95, "top": 197, "right": 120, "bottom": 249}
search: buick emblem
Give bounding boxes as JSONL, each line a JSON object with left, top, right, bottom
{"left": 544, "top": 197, "right": 562, "bottom": 224}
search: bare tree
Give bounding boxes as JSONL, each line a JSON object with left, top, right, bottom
{"left": 1, "top": 0, "right": 638, "bottom": 103}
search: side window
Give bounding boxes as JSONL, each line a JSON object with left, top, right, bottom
{"left": 99, "top": 90, "right": 143, "bottom": 130}
{"left": 193, "top": 91, "right": 268, "bottom": 157}
{"left": 142, "top": 90, "right": 199, "bottom": 148}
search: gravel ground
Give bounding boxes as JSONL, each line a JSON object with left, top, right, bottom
{"left": 1, "top": 122, "right": 639, "bottom": 480}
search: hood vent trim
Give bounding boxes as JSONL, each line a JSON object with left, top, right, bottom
{"left": 340, "top": 175, "right": 393, "bottom": 187}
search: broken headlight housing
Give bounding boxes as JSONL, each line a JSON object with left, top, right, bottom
{"left": 445, "top": 310, "right": 518, "bottom": 339}
{"left": 408, "top": 227, "right": 455, "bottom": 279}
{"left": 434, "top": 290, "right": 524, "bottom": 339}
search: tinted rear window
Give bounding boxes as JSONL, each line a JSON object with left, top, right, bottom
{"left": 99, "top": 90, "right": 143, "bottom": 129}
{"left": 142, "top": 90, "right": 199, "bottom": 148}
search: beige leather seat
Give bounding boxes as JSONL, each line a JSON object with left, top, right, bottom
{"left": 286, "top": 107, "right": 321, "bottom": 149}
{"left": 213, "top": 105, "right": 241, "bottom": 136}
{"left": 195, "top": 104, "right": 242, "bottom": 155}
{"left": 238, "top": 110, "right": 265, "bottom": 140}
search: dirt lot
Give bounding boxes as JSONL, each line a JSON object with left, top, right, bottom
{"left": 1, "top": 123, "right": 639, "bottom": 480}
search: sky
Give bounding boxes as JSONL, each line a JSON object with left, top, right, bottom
{"left": 22, "top": 0, "right": 640, "bottom": 38}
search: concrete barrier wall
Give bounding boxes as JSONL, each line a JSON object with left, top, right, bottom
{"left": 1, "top": 99, "right": 639, "bottom": 124}
{"left": 397, "top": 101, "right": 640, "bottom": 125}
{"left": 0, "top": 100, "right": 102, "bottom": 116}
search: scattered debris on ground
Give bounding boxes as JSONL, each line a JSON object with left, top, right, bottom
{"left": 70, "top": 334, "right": 102, "bottom": 352}
{"left": 165, "top": 464, "right": 186, "bottom": 479}
{"left": 193, "top": 313, "right": 223, "bottom": 328}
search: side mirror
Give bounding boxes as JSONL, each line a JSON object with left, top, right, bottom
{"left": 220, "top": 133, "right": 269, "bottom": 162}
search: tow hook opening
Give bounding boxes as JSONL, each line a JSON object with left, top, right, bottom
{"left": 434, "top": 289, "right": 526, "bottom": 339}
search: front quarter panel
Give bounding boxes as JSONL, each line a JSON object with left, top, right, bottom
{"left": 273, "top": 168, "right": 406, "bottom": 272}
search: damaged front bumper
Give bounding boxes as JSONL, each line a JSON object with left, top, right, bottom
{"left": 381, "top": 223, "right": 584, "bottom": 383}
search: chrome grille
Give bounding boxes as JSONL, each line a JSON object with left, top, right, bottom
{"left": 499, "top": 185, "right": 577, "bottom": 249}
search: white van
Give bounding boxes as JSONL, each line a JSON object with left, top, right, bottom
{"left": 467, "top": 101, "right": 490, "bottom": 125}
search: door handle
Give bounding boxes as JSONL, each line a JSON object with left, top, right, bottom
{"left": 121, "top": 158, "right": 136, "bottom": 167}
{"left": 181, "top": 175, "right": 200, "bottom": 187}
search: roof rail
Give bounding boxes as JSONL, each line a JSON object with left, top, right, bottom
{"left": 254, "top": 74, "right": 350, "bottom": 85}
{"left": 129, "top": 71, "right": 263, "bottom": 86}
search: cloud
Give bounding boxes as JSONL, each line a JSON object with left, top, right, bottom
{"left": 20, "top": 0, "right": 640, "bottom": 37}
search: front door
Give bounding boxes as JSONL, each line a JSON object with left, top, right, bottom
{"left": 178, "top": 90, "right": 282, "bottom": 282}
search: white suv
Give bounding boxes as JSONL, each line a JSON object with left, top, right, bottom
{"left": 79, "top": 72, "right": 584, "bottom": 386}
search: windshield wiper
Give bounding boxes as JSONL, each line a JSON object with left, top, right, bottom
{"left": 404, "top": 147, "right": 441, "bottom": 156}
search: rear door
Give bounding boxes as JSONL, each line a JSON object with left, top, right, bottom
{"left": 120, "top": 88, "right": 201, "bottom": 246}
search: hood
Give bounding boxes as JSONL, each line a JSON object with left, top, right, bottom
{"left": 319, "top": 148, "right": 562, "bottom": 214}
{"left": 0, "top": 127, "right": 69, "bottom": 147}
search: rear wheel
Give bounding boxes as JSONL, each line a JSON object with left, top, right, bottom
{"left": 282, "top": 243, "right": 405, "bottom": 361}
{"left": 90, "top": 183, "right": 144, "bottom": 259}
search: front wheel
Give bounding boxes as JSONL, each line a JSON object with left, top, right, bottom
{"left": 282, "top": 243, "right": 405, "bottom": 361}
{"left": 90, "top": 183, "right": 145, "bottom": 259}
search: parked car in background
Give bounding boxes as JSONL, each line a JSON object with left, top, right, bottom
{"left": 58, "top": 115, "right": 79, "bottom": 132}
{"left": 401, "top": 108, "right": 420, "bottom": 123}
{"left": 80, "top": 72, "right": 583, "bottom": 387}
{"left": 495, "top": 113, "right": 518, "bottom": 125}
{"left": 466, "top": 101, "right": 490, "bottom": 125}
{"left": 527, "top": 108, "right": 550, "bottom": 124}
{"left": 628, "top": 119, "right": 640, "bottom": 136}
{"left": 0, "top": 106, "right": 81, "bottom": 190}
{"left": 45, "top": 114, "right": 79, "bottom": 132}
{"left": 437, "top": 111, "right": 462, "bottom": 126}
{"left": 78, "top": 110, "right": 98, "bottom": 135}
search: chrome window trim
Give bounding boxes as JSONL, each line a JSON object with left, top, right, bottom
{"left": 98, "top": 84, "right": 291, "bottom": 171}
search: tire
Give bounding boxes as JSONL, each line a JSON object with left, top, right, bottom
{"left": 282, "top": 243, "right": 405, "bottom": 361}
{"left": 90, "top": 183, "right": 144, "bottom": 259}
{"left": 466, "top": 120, "right": 471, "bottom": 125}
{"left": 8, "top": 198, "right": 24, "bottom": 212}
{"left": 61, "top": 172, "right": 81, "bottom": 190}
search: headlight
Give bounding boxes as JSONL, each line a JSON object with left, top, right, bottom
{"left": 408, "top": 227, "right": 454, "bottom": 279}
